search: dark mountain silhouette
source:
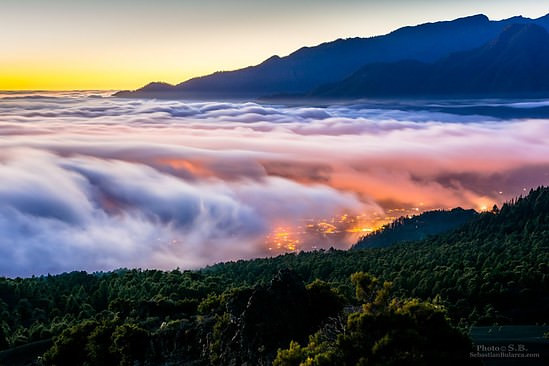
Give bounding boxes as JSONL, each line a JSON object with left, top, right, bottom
{"left": 352, "top": 207, "right": 479, "bottom": 249}
{"left": 115, "top": 14, "right": 549, "bottom": 99}
{"left": 314, "top": 24, "right": 549, "bottom": 97}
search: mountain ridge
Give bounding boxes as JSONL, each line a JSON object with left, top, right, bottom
{"left": 313, "top": 23, "right": 549, "bottom": 97}
{"left": 115, "top": 13, "right": 549, "bottom": 99}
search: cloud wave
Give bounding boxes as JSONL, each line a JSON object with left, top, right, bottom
{"left": 1, "top": 93, "right": 549, "bottom": 276}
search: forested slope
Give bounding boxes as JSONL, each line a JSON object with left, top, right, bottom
{"left": 1, "top": 187, "right": 548, "bottom": 365}
{"left": 353, "top": 207, "right": 478, "bottom": 249}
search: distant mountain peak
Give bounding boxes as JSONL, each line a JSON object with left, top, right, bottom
{"left": 263, "top": 55, "right": 281, "bottom": 63}
{"left": 314, "top": 21, "right": 549, "bottom": 98}
{"left": 454, "top": 14, "right": 490, "bottom": 23}
{"left": 141, "top": 82, "right": 175, "bottom": 91}
{"left": 387, "top": 14, "right": 490, "bottom": 37}
{"left": 116, "top": 13, "right": 549, "bottom": 100}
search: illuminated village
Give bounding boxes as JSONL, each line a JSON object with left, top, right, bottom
{"left": 265, "top": 207, "right": 432, "bottom": 252}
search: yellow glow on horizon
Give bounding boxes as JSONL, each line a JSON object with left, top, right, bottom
{"left": 2, "top": 1, "right": 546, "bottom": 91}
{"left": 0, "top": 41, "right": 268, "bottom": 91}
{"left": 0, "top": 66, "right": 208, "bottom": 91}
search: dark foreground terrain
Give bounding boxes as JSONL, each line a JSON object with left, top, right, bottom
{"left": 1, "top": 187, "right": 548, "bottom": 365}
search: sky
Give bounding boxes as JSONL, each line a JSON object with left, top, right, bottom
{"left": 1, "top": 0, "right": 548, "bottom": 90}
{"left": 2, "top": 92, "right": 549, "bottom": 276}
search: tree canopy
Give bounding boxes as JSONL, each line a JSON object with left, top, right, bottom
{"left": 0, "top": 187, "right": 548, "bottom": 365}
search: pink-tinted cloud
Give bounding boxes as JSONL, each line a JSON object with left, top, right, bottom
{"left": 1, "top": 92, "right": 549, "bottom": 276}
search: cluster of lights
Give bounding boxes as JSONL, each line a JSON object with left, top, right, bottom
{"left": 264, "top": 204, "right": 467, "bottom": 253}
{"left": 267, "top": 227, "right": 300, "bottom": 251}
{"left": 266, "top": 211, "right": 401, "bottom": 252}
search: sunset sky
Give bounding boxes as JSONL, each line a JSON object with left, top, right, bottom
{"left": 1, "top": 0, "right": 548, "bottom": 90}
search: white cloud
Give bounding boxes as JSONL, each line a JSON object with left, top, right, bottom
{"left": 1, "top": 93, "right": 549, "bottom": 276}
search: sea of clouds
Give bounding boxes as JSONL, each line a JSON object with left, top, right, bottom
{"left": 1, "top": 92, "right": 549, "bottom": 276}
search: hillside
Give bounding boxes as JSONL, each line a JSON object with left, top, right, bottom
{"left": 352, "top": 207, "right": 478, "bottom": 249}
{"left": 1, "top": 187, "right": 548, "bottom": 365}
{"left": 314, "top": 24, "right": 549, "bottom": 97}
{"left": 207, "top": 187, "right": 549, "bottom": 324}
{"left": 115, "top": 14, "right": 549, "bottom": 99}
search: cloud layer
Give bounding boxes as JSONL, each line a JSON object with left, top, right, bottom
{"left": 1, "top": 92, "right": 549, "bottom": 276}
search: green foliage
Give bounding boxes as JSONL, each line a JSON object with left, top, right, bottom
{"left": 206, "top": 187, "right": 549, "bottom": 325}
{"left": 41, "top": 319, "right": 149, "bottom": 366}
{"left": 42, "top": 319, "right": 98, "bottom": 366}
{"left": 1, "top": 187, "right": 548, "bottom": 365}
{"left": 0, "top": 323, "right": 9, "bottom": 351}
{"left": 350, "top": 272, "right": 379, "bottom": 303}
{"left": 206, "top": 269, "right": 345, "bottom": 365}
{"left": 86, "top": 320, "right": 119, "bottom": 365}
{"left": 111, "top": 324, "right": 149, "bottom": 366}
{"left": 353, "top": 208, "right": 478, "bottom": 249}
{"left": 273, "top": 338, "right": 340, "bottom": 366}
{"left": 197, "top": 293, "right": 222, "bottom": 314}
{"left": 274, "top": 273, "right": 477, "bottom": 366}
